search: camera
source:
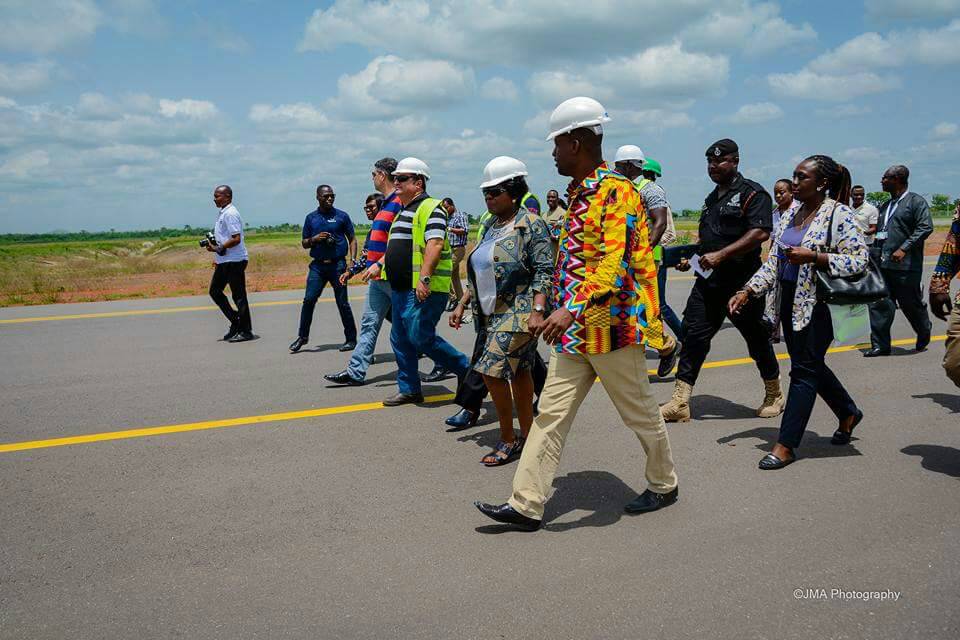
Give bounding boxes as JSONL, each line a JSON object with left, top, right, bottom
{"left": 322, "top": 235, "right": 336, "bottom": 247}
{"left": 199, "top": 231, "right": 217, "bottom": 248}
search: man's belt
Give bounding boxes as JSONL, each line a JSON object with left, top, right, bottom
{"left": 314, "top": 258, "right": 343, "bottom": 265}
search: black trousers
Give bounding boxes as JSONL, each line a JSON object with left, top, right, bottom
{"left": 298, "top": 259, "right": 357, "bottom": 342}
{"left": 454, "top": 327, "right": 547, "bottom": 412}
{"left": 209, "top": 260, "right": 252, "bottom": 332}
{"left": 868, "top": 267, "right": 932, "bottom": 351}
{"left": 778, "top": 281, "right": 858, "bottom": 449}
{"left": 675, "top": 276, "right": 780, "bottom": 385}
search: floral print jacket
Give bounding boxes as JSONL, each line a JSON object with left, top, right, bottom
{"left": 466, "top": 210, "right": 555, "bottom": 333}
{"left": 745, "top": 198, "right": 869, "bottom": 331}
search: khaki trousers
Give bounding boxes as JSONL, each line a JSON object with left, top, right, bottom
{"left": 945, "top": 303, "right": 960, "bottom": 388}
{"left": 508, "top": 344, "right": 678, "bottom": 520}
{"left": 450, "top": 245, "right": 466, "bottom": 302}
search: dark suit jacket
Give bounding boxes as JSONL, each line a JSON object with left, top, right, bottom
{"left": 877, "top": 192, "right": 933, "bottom": 272}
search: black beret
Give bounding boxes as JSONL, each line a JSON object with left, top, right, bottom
{"left": 706, "top": 139, "right": 739, "bottom": 158}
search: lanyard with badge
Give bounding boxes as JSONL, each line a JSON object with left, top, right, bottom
{"left": 875, "top": 193, "right": 906, "bottom": 241}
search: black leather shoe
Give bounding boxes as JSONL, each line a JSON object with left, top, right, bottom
{"left": 863, "top": 347, "right": 890, "bottom": 358}
{"left": 831, "top": 409, "right": 863, "bottom": 445}
{"left": 229, "top": 331, "right": 255, "bottom": 343}
{"left": 324, "top": 370, "right": 364, "bottom": 386}
{"left": 421, "top": 367, "right": 450, "bottom": 383}
{"left": 657, "top": 341, "right": 681, "bottom": 378}
{"left": 223, "top": 326, "right": 240, "bottom": 341}
{"left": 624, "top": 487, "right": 678, "bottom": 514}
{"left": 474, "top": 502, "right": 541, "bottom": 531}
{"left": 339, "top": 341, "right": 357, "bottom": 352}
{"left": 758, "top": 452, "right": 796, "bottom": 470}
{"left": 289, "top": 336, "right": 308, "bottom": 352}
{"left": 383, "top": 392, "right": 424, "bottom": 407}
{"left": 445, "top": 408, "right": 479, "bottom": 431}
{"left": 916, "top": 333, "right": 931, "bottom": 352}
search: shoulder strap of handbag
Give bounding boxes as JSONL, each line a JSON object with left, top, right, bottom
{"left": 824, "top": 201, "right": 840, "bottom": 251}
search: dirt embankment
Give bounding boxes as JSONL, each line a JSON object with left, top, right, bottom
{"left": 0, "top": 228, "right": 951, "bottom": 307}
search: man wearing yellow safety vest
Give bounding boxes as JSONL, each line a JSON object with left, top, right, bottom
{"left": 380, "top": 157, "right": 470, "bottom": 406}
{"left": 614, "top": 145, "right": 681, "bottom": 378}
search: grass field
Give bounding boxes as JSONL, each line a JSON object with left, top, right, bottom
{"left": 0, "top": 219, "right": 951, "bottom": 307}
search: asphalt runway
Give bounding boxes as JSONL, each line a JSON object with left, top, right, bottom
{"left": 1, "top": 265, "right": 957, "bottom": 640}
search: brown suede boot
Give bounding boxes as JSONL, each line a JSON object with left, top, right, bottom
{"left": 661, "top": 380, "right": 692, "bottom": 423}
{"left": 757, "top": 377, "right": 785, "bottom": 418}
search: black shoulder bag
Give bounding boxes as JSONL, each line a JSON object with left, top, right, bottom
{"left": 815, "top": 203, "right": 888, "bottom": 305}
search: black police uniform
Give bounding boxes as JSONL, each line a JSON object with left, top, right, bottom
{"left": 675, "top": 171, "right": 781, "bottom": 386}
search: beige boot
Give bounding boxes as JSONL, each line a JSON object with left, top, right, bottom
{"left": 757, "top": 377, "right": 785, "bottom": 418}
{"left": 661, "top": 380, "right": 692, "bottom": 423}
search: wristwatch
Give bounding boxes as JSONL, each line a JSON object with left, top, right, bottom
{"left": 533, "top": 303, "right": 545, "bottom": 314}
{"left": 419, "top": 275, "right": 431, "bottom": 285}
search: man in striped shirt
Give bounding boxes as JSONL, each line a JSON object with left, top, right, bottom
{"left": 325, "top": 157, "right": 404, "bottom": 386}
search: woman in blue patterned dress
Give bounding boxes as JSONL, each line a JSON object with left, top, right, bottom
{"left": 728, "top": 155, "right": 869, "bottom": 470}
{"left": 449, "top": 161, "right": 554, "bottom": 466}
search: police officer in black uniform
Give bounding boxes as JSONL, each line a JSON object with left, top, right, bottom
{"left": 660, "top": 139, "right": 784, "bottom": 422}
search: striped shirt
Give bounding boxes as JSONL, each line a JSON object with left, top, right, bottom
{"left": 365, "top": 190, "right": 403, "bottom": 267}
{"left": 384, "top": 193, "right": 448, "bottom": 290}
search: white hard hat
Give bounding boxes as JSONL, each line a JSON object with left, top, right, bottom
{"left": 480, "top": 156, "right": 529, "bottom": 188}
{"left": 393, "top": 157, "right": 431, "bottom": 180}
{"left": 546, "top": 96, "right": 611, "bottom": 141}
{"left": 614, "top": 145, "right": 645, "bottom": 163}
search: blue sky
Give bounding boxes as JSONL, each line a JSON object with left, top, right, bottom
{"left": 1, "top": 0, "right": 959, "bottom": 233}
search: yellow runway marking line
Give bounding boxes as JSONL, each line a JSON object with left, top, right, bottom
{"left": 0, "top": 394, "right": 455, "bottom": 453}
{"left": 0, "top": 296, "right": 365, "bottom": 324}
{"left": 0, "top": 335, "right": 944, "bottom": 455}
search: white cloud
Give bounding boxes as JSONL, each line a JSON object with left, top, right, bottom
{"left": 810, "top": 20, "right": 960, "bottom": 73}
{"left": 614, "top": 109, "right": 697, "bottom": 133}
{"left": 327, "top": 55, "right": 475, "bottom": 118}
{"left": 865, "top": 0, "right": 960, "bottom": 22}
{"left": 158, "top": 99, "right": 218, "bottom": 120}
{"left": 0, "top": 0, "right": 102, "bottom": 54}
{"left": 530, "top": 42, "right": 728, "bottom": 107}
{"left": 0, "top": 150, "right": 50, "bottom": 178}
{"left": 249, "top": 103, "right": 330, "bottom": 129}
{"left": 682, "top": 1, "right": 816, "bottom": 55}
{"left": 768, "top": 69, "right": 901, "bottom": 101}
{"left": 299, "top": 0, "right": 811, "bottom": 64}
{"left": 724, "top": 102, "right": 784, "bottom": 125}
{"left": 0, "top": 60, "right": 56, "bottom": 93}
{"left": 481, "top": 77, "right": 518, "bottom": 101}
{"left": 930, "top": 122, "right": 958, "bottom": 138}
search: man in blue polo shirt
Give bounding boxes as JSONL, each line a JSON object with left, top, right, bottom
{"left": 290, "top": 184, "right": 358, "bottom": 353}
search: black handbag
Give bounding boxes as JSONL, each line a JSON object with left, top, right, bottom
{"left": 815, "top": 203, "right": 888, "bottom": 305}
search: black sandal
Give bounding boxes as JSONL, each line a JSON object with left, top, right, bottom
{"left": 831, "top": 409, "right": 863, "bottom": 445}
{"left": 481, "top": 439, "right": 522, "bottom": 467}
{"left": 759, "top": 451, "right": 796, "bottom": 470}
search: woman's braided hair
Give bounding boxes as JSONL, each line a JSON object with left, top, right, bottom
{"left": 804, "top": 155, "right": 852, "bottom": 205}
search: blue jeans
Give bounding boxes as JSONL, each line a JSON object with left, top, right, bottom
{"left": 298, "top": 259, "right": 357, "bottom": 342}
{"left": 390, "top": 290, "right": 469, "bottom": 395}
{"left": 657, "top": 264, "right": 683, "bottom": 339}
{"left": 347, "top": 279, "right": 392, "bottom": 381}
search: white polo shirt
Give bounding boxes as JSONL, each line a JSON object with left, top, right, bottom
{"left": 214, "top": 203, "right": 249, "bottom": 264}
{"left": 853, "top": 202, "right": 880, "bottom": 245}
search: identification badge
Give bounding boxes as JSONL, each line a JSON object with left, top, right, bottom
{"left": 875, "top": 231, "right": 888, "bottom": 240}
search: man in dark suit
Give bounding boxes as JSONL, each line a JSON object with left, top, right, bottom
{"left": 866, "top": 165, "right": 934, "bottom": 357}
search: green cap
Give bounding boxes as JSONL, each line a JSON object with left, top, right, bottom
{"left": 642, "top": 158, "right": 662, "bottom": 177}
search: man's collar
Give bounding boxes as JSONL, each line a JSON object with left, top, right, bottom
{"left": 406, "top": 192, "right": 429, "bottom": 209}
{"left": 567, "top": 161, "right": 611, "bottom": 197}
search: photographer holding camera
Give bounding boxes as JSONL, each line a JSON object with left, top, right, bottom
{"left": 290, "top": 184, "right": 358, "bottom": 353}
{"left": 208, "top": 185, "right": 254, "bottom": 342}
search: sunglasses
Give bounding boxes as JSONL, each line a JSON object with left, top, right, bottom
{"left": 364, "top": 203, "right": 379, "bottom": 211}
{"left": 482, "top": 185, "right": 508, "bottom": 198}
{"left": 319, "top": 193, "right": 336, "bottom": 199}
{"left": 394, "top": 174, "right": 416, "bottom": 183}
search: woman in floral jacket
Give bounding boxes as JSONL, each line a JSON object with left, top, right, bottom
{"left": 450, "top": 162, "right": 554, "bottom": 466}
{"left": 729, "top": 155, "right": 868, "bottom": 470}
